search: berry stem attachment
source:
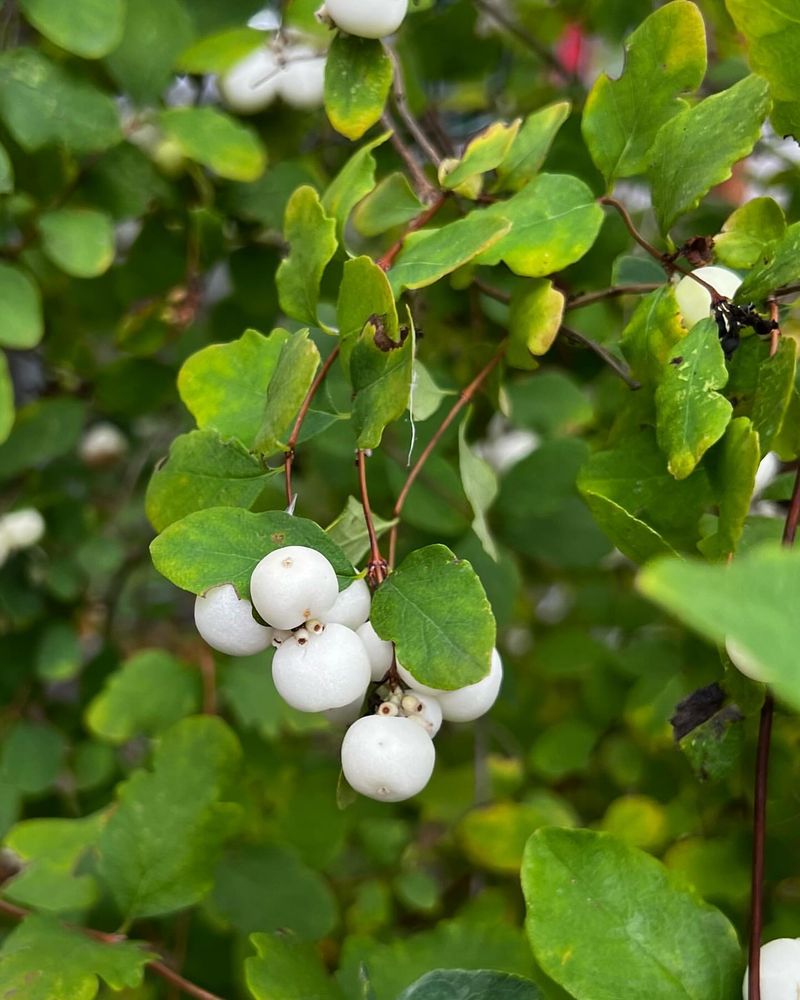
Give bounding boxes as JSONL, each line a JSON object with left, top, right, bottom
{"left": 388, "top": 344, "right": 507, "bottom": 568}
{"left": 284, "top": 344, "right": 341, "bottom": 505}
{"left": 356, "top": 449, "right": 388, "bottom": 587}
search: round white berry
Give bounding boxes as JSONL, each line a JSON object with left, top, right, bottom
{"left": 277, "top": 47, "right": 326, "bottom": 109}
{"left": 79, "top": 423, "right": 128, "bottom": 466}
{"left": 323, "top": 695, "right": 364, "bottom": 726}
{"left": 341, "top": 714, "right": 435, "bottom": 802}
{"left": 323, "top": 0, "right": 408, "bottom": 39}
{"left": 674, "top": 265, "right": 742, "bottom": 329}
{"left": 194, "top": 584, "right": 273, "bottom": 656}
{"left": 403, "top": 692, "right": 442, "bottom": 737}
{"left": 356, "top": 621, "right": 394, "bottom": 680}
{"left": 323, "top": 578, "right": 371, "bottom": 630}
{"left": 726, "top": 637, "right": 769, "bottom": 682}
{"left": 397, "top": 648, "right": 503, "bottom": 722}
{"left": 220, "top": 46, "right": 281, "bottom": 114}
{"left": 0, "top": 508, "right": 45, "bottom": 551}
{"left": 272, "top": 623, "right": 370, "bottom": 712}
{"left": 250, "top": 545, "right": 339, "bottom": 629}
{"left": 743, "top": 938, "right": 800, "bottom": 1000}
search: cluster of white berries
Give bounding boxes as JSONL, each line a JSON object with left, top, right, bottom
{"left": 193, "top": 544, "right": 502, "bottom": 802}
{"left": 743, "top": 938, "right": 800, "bottom": 1000}
{"left": 0, "top": 508, "right": 45, "bottom": 567}
{"left": 221, "top": 40, "right": 327, "bottom": 114}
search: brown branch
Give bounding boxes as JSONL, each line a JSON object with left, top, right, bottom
{"left": 768, "top": 297, "right": 780, "bottom": 358}
{"left": 0, "top": 898, "right": 224, "bottom": 1000}
{"left": 472, "top": 277, "right": 510, "bottom": 303}
{"left": 356, "top": 449, "right": 388, "bottom": 587}
{"left": 774, "top": 283, "right": 800, "bottom": 299}
{"left": 381, "top": 110, "right": 436, "bottom": 202}
{"left": 566, "top": 283, "right": 662, "bottom": 310}
{"left": 284, "top": 344, "right": 341, "bottom": 505}
{"left": 560, "top": 325, "right": 641, "bottom": 390}
{"left": 388, "top": 345, "right": 506, "bottom": 567}
{"left": 377, "top": 193, "right": 447, "bottom": 272}
{"left": 385, "top": 45, "right": 443, "bottom": 168}
{"left": 471, "top": 0, "right": 577, "bottom": 85}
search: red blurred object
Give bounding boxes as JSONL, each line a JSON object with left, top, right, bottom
{"left": 557, "top": 21, "right": 586, "bottom": 76}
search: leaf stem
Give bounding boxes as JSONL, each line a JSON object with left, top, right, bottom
{"left": 356, "top": 449, "right": 388, "bottom": 587}
{"left": 381, "top": 110, "right": 437, "bottom": 202}
{"left": 284, "top": 344, "right": 341, "bottom": 506}
{"left": 566, "top": 283, "right": 662, "bottom": 310}
{"left": 376, "top": 193, "right": 448, "bottom": 272}
{"left": 388, "top": 344, "right": 506, "bottom": 568}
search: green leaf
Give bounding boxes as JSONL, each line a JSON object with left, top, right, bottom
{"left": 578, "top": 428, "right": 712, "bottom": 561}
{"left": 1, "top": 722, "right": 65, "bottom": 796}
{"left": 389, "top": 214, "right": 511, "bottom": 295}
{"left": 337, "top": 255, "right": 399, "bottom": 372}
{"left": 0, "top": 142, "right": 13, "bottom": 193}
{"left": 178, "top": 328, "right": 288, "bottom": 449}
{"left": 441, "top": 119, "right": 521, "bottom": 190}
{"left": 410, "top": 360, "right": 454, "bottom": 422}
{"left": 620, "top": 285, "right": 684, "bottom": 385}
{"left": 522, "top": 828, "right": 741, "bottom": 1000}
{"left": 699, "top": 417, "right": 760, "bottom": 560}
{"left": 458, "top": 415, "right": 499, "bottom": 560}
{"left": 0, "top": 398, "right": 85, "bottom": 481}
{"left": 399, "top": 970, "right": 541, "bottom": 1000}
{"left": 326, "top": 496, "right": 397, "bottom": 565}
{"left": 458, "top": 798, "right": 576, "bottom": 875}
{"left": 209, "top": 844, "right": 338, "bottom": 940}
{"left": 476, "top": 173, "right": 604, "bottom": 277}
{"left": 86, "top": 650, "right": 201, "bottom": 744}
{"left": 648, "top": 74, "right": 771, "bottom": 233}
{"left": 177, "top": 27, "right": 262, "bottom": 73}
{"left": 495, "top": 101, "right": 570, "bottom": 192}
{"left": 638, "top": 544, "right": 800, "bottom": 711}
{"left": 737, "top": 221, "right": 800, "bottom": 303}
{"left": 655, "top": 318, "right": 733, "bottom": 480}
{"left": 371, "top": 544, "right": 496, "bottom": 690}
{"left": 0, "top": 48, "right": 121, "bottom": 153}
{"left": 715, "top": 197, "right": 786, "bottom": 270}
{"left": 277, "top": 186, "right": 338, "bottom": 326}
{"left": 159, "top": 107, "right": 266, "bottom": 182}
{"left": 507, "top": 279, "right": 564, "bottom": 370}
{"left": 98, "top": 716, "right": 242, "bottom": 920}
{"left": 0, "top": 914, "right": 152, "bottom": 999}
{"left": 0, "top": 264, "right": 43, "bottom": 350}
{"left": 35, "top": 622, "right": 81, "bottom": 683}
{"left": 725, "top": 0, "right": 800, "bottom": 138}
{"left": 150, "top": 508, "right": 355, "bottom": 599}
{"left": 678, "top": 704, "right": 745, "bottom": 783}
{"left": 350, "top": 309, "right": 414, "bottom": 449}
{"left": 3, "top": 814, "right": 104, "bottom": 914}
{"left": 104, "top": 0, "right": 194, "bottom": 104}
{"left": 38, "top": 208, "right": 115, "bottom": 279}
{"left": 353, "top": 172, "right": 423, "bottom": 237}
{"left": 582, "top": 1, "right": 706, "bottom": 184}
{"left": 324, "top": 35, "right": 392, "bottom": 141}
{"left": 145, "top": 430, "right": 276, "bottom": 532}
{"left": 247, "top": 932, "right": 345, "bottom": 1000}
{"left": 256, "top": 330, "right": 321, "bottom": 455}
{"left": 19, "top": 0, "right": 124, "bottom": 58}
{"left": 750, "top": 336, "right": 797, "bottom": 455}
{"left": 321, "top": 132, "right": 391, "bottom": 242}
{"left": 0, "top": 354, "right": 12, "bottom": 445}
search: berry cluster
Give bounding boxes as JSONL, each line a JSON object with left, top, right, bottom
{"left": 193, "top": 545, "right": 502, "bottom": 802}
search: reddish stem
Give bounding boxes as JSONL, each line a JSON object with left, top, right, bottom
{"left": 388, "top": 345, "right": 506, "bottom": 567}
{"left": 284, "top": 344, "right": 341, "bottom": 505}
{"left": 768, "top": 298, "right": 780, "bottom": 358}
{"left": 356, "top": 449, "right": 388, "bottom": 587}
{"left": 377, "top": 194, "right": 447, "bottom": 272}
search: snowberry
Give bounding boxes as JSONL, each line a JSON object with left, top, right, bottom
{"left": 276, "top": 47, "right": 326, "bottom": 109}
{"left": 377, "top": 700, "right": 399, "bottom": 716}
{"left": 726, "top": 637, "right": 769, "bottom": 683}
{"left": 322, "top": 0, "right": 408, "bottom": 39}
{"left": 194, "top": 584, "right": 274, "bottom": 656}
{"left": 0, "top": 508, "right": 45, "bottom": 551}
{"left": 341, "top": 714, "right": 435, "bottom": 802}
{"left": 675, "top": 265, "right": 742, "bottom": 329}
{"left": 356, "top": 621, "right": 394, "bottom": 681}
{"left": 323, "top": 578, "right": 371, "bottom": 630}
{"left": 742, "top": 938, "right": 800, "bottom": 1000}
{"left": 402, "top": 692, "right": 442, "bottom": 737}
{"left": 272, "top": 622, "right": 371, "bottom": 712}
{"left": 397, "top": 648, "right": 503, "bottom": 722}
{"left": 323, "top": 695, "right": 364, "bottom": 726}
{"left": 79, "top": 423, "right": 128, "bottom": 466}
{"left": 220, "top": 46, "right": 281, "bottom": 114}
{"left": 250, "top": 545, "right": 339, "bottom": 629}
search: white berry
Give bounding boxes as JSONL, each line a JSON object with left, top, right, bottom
{"left": 277, "top": 47, "right": 326, "bottom": 109}
{"left": 79, "top": 422, "right": 128, "bottom": 466}
{"left": 403, "top": 692, "right": 442, "bottom": 737}
{"left": 220, "top": 46, "right": 281, "bottom": 114}
{"left": 323, "top": 695, "right": 364, "bottom": 726}
{"left": 0, "top": 508, "right": 45, "bottom": 551}
{"left": 194, "top": 584, "right": 273, "bottom": 656}
{"left": 726, "top": 637, "right": 769, "bottom": 682}
{"left": 322, "top": 0, "right": 408, "bottom": 39}
{"left": 743, "top": 938, "right": 800, "bottom": 1000}
{"left": 397, "top": 648, "right": 503, "bottom": 722}
{"left": 272, "top": 623, "right": 370, "bottom": 712}
{"left": 341, "top": 714, "right": 435, "bottom": 802}
{"left": 250, "top": 545, "right": 339, "bottom": 629}
{"left": 323, "top": 578, "right": 371, "bottom": 630}
{"left": 675, "top": 265, "right": 742, "bottom": 329}
{"left": 356, "top": 621, "right": 394, "bottom": 681}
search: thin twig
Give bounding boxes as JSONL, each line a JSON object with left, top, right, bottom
{"left": 768, "top": 297, "right": 780, "bottom": 358}
{"left": 284, "top": 344, "right": 341, "bottom": 505}
{"left": 566, "top": 283, "right": 662, "bottom": 310}
{"left": 471, "top": 0, "right": 576, "bottom": 85}
{"left": 560, "top": 326, "right": 641, "bottom": 390}
{"left": 385, "top": 45, "right": 443, "bottom": 168}
{"left": 0, "top": 898, "right": 224, "bottom": 1000}
{"left": 377, "top": 193, "right": 447, "bottom": 272}
{"left": 381, "top": 110, "right": 436, "bottom": 201}
{"left": 356, "top": 449, "right": 388, "bottom": 587}
{"left": 472, "top": 277, "right": 510, "bottom": 303}
{"left": 388, "top": 345, "right": 506, "bottom": 567}
{"left": 774, "top": 283, "right": 800, "bottom": 299}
